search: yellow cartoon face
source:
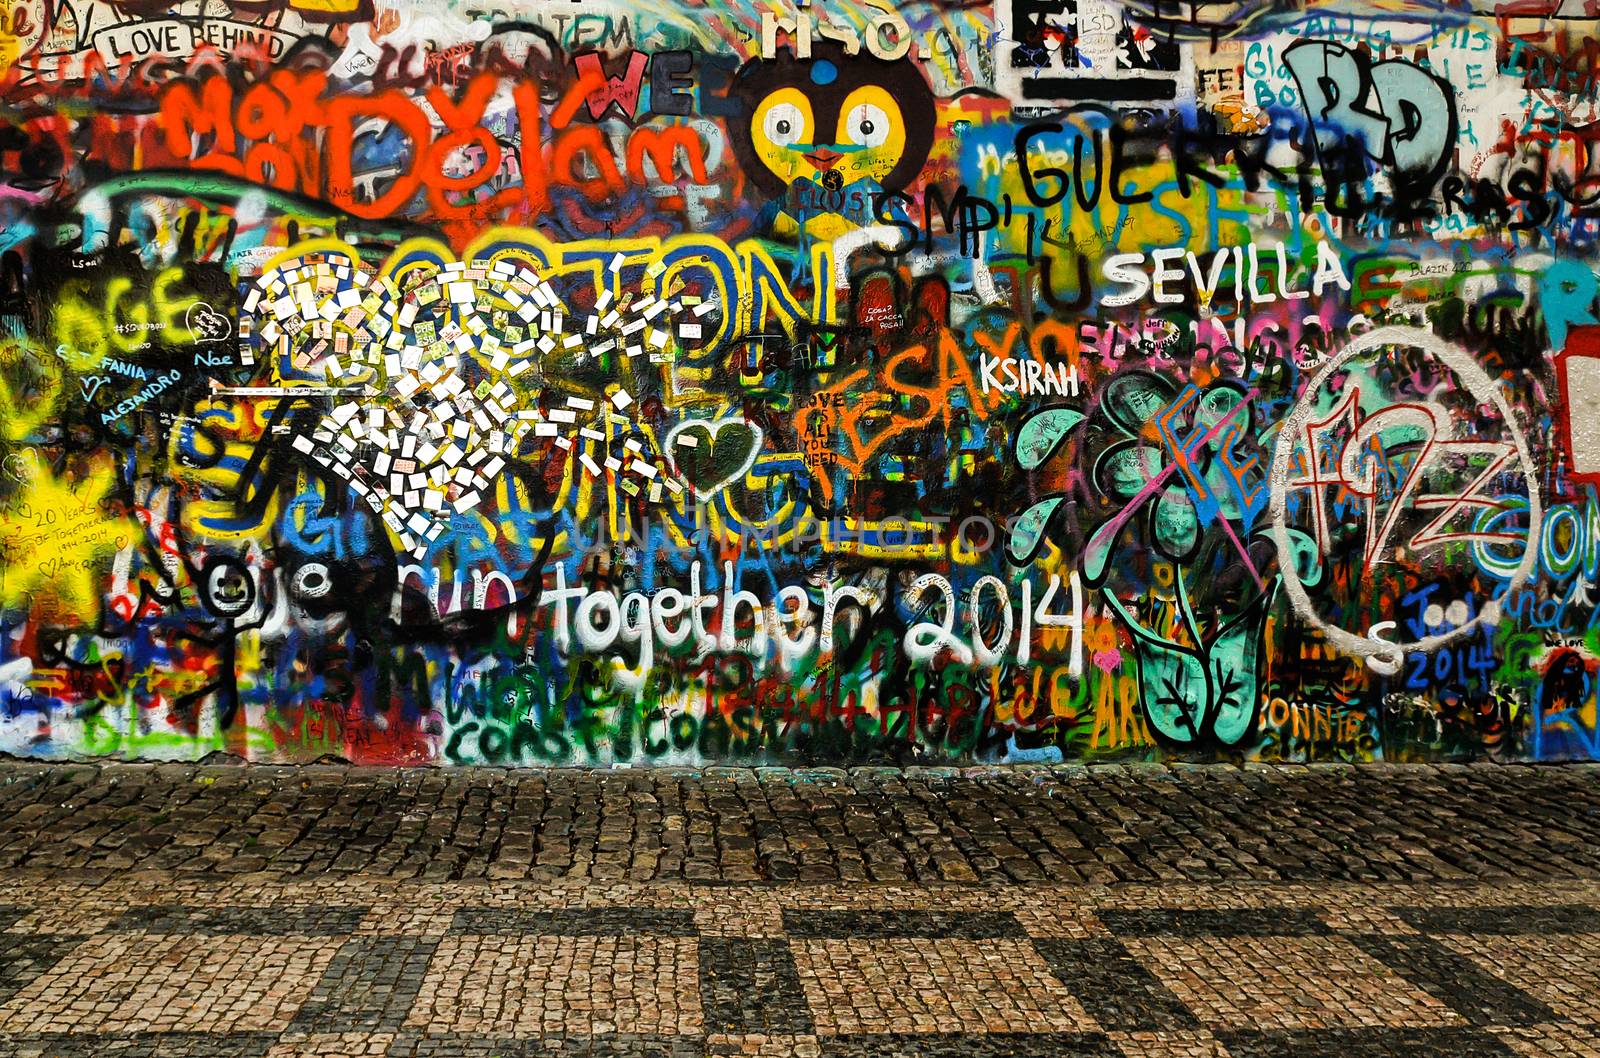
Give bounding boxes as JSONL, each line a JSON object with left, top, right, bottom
{"left": 750, "top": 83, "right": 908, "bottom": 189}
{"left": 833, "top": 86, "right": 906, "bottom": 186}
{"left": 731, "top": 44, "right": 936, "bottom": 198}
{"left": 752, "top": 88, "right": 817, "bottom": 186}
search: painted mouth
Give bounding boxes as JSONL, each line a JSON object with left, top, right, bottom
{"left": 803, "top": 149, "right": 843, "bottom": 171}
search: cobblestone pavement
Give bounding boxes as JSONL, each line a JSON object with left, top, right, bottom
{"left": 0, "top": 763, "right": 1596, "bottom": 1056}
{"left": 0, "top": 761, "right": 1596, "bottom": 884}
{"left": 0, "top": 876, "right": 1595, "bottom": 1056}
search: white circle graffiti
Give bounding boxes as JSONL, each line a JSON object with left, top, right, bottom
{"left": 1267, "top": 324, "right": 1542, "bottom": 668}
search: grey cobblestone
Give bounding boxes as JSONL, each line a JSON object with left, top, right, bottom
{"left": 0, "top": 763, "right": 1589, "bottom": 885}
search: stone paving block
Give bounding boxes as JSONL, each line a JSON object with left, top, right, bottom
{"left": 291, "top": 936, "right": 441, "bottom": 1033}
{"left": 0, "top": 763, "right": 1591, "bottom": 886}
{"left": 814, "top": 1032, "right": 1122, "bottom": 1056}
{"left": 107, "top": 905, "right": 370, "bottom": 936}
{"left": 1215, "top": 1027, "right": 1521, "bottom": 1057}
{"left": 1119, "top": 935, "right": 1466, "bottom": 1032}
{"left": 386, "top": 1034, "right": 707, "bottom": 1057}
{"left": 1033, "top": 937, "right": 1202, "bottom": 1032}
{"left": 1490, "top": 1024, "right": 1600, "bottom": 1058}
{"left": 704, "top": 1032, "right": 824, "bottom": 1056}
{"left": 0, "top": 766, "right": 1591, "bottom": 1056}
{"left": 1103, "top": 1029, "right": 1234, "bottom": 1057}
{"left": 1309, "top": 904, "right": 1420, "bottom": 935}
{"left": 1348, "top": 935, "right": 1561, "bottom": 1027}
{"left": 406, "top": 935, "right": 703, "bottom": 1036}
{"left": 691, "top": 900, "right": 786, "bottom": 938}
{"left": 1394, "top": 904, "right": 1600, "bottom": 935}
{"left": 698, "top": 936, "right": 814, "bottom": 1036}
{"left": 1431, "top": 931, "right": 1600, "bottom": 1025}
{"left": 448, "top": 907, "right": 698, "bottom": 936}
{"left": 791, "top": 937, "right": 1098, "bottom": 1036}
{"left": 0, "top": 934, "right": 342, "bottom": 1034}
{"left": 780, "top": 909, "right": 1026, "bottom": 940}
{"left": 0, "top": 1032, "right": 281, "bottom": 1057}
{"left": 1096, "top": 908, "right": 1332, "bottom": 937}
{"left": 265, "top": 1031, "right": 399, "bottom": 1057}
{"left": 0, "top": 906, "right": 35, "bottom": 932}
{"left": 0, "top": 934, "right": 86, "bottom": 1005}
{"left": 351, "top": 906, "right": 459, "bottom": 938}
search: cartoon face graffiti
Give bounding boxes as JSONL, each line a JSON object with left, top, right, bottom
{"left": 752, "top": 81, "right": 906, "bottom": 189}
{"left": 729, "top": 43, "right": 935, "bottom": 239}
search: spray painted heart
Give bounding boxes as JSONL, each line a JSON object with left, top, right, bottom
{"left": 2, "top": 450, "right": 37, "bottom": 484}
{"left": 80, "top": 375, "right": 108, "bottom": 402}
{"left": 186, "top": 302, "right": 232, "bottom": 343}
{"left": 665, "top": 417, "right": 763, "bottom": 500}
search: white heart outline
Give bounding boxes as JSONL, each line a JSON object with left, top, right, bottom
{"left": 186, "top": 301, "right": 233, "bottom": 344}
{"left": 664, "top": 417, "right": 764, "bottom": 500}
{"left": 2, "top": 450, "right": 37, "bottom": 484}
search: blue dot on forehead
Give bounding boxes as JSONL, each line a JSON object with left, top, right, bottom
{"left": 811, "top": 60, "right": 837, "bottom": 85}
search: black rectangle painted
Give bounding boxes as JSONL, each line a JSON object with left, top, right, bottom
{"left": 819, "top": 1034, "right": 1121, "bottom": 1057}
{"left": 781, "top": 909, "right": 1025, "bottom": 940}
{"left": 0, "top": 935, "right": 85, "bottom": 1005}
{"left": 1033, "top": 936, "right": 1201, "bottom": 1031}
{"left": 699, "top": 936, "right": 814, "bottom": 1035}
{"left": 1021, "top": 76, "right": 1179, "bottom": 101}
{"left": 448, "top": 907, "right": 698, "bottom": 936}
{"left": 107, "top": 905, "right": 369, "bottom": 936}
{"left": 0, "top": 1032, "right": 280, "bottom": 1058}
{"left": 1097, "top": 908, "right": 1332, "bottom": 937}
{"left": 1218, "top": 1027, "right": 1520, "bottom": 1058}
{"left": 292, "top": 935, "right": 441, "bottom": 1032}
{"left": 1393, "top": 904, "right": 1600, "bottom": 935}
{"left": 385, "top": 1033, "right": 708, "bottom": 1058}
{"left": 1349, "top": 935, "right": 1559, "bottom": 1027}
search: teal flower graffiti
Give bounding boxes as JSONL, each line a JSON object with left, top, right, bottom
{"left": 1015, "top": 374, "right": 1322, "bottom": 749}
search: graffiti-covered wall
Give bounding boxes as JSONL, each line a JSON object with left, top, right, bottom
{"left": 0, "top": 0, "right": 1597, "bottom": 765}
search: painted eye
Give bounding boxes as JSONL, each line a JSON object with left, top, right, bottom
{"left": 763, "top": 103, "right": 806, "bottom": 148}
{"left": 845, "top": 103, "right": 891, "bottom": 148}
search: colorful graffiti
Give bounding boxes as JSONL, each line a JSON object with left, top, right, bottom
{"left": 0, "top": 0, "right": 1598, "bottom": 765}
